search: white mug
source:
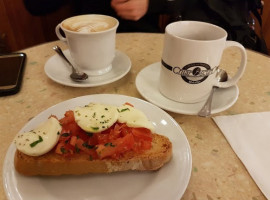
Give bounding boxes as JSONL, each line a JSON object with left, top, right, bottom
{"left": 55, "top": 14, "right": 119, "bottom": 76}
{"left": 159, "top": 21, "right": 247, "bottom": 103}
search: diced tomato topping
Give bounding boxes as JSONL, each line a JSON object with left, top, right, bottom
{"left": 96, "top": 133, "right": 135, "bottom": 159}
{"left": 124, "top": 102, "right": 134, "bottom": 107}
{"left": 132, "top": 128, "right": 152, "bottom": 141}
{"left": 55, "top": 110, "right": 153, "bottom": 159}
{"left": 59, "top": 110, "right": 75, "bottom": 125}
{"left": 55, "top": 142, "right": 75, "bottom": 155}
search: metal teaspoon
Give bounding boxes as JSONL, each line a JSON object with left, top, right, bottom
{"left": 53, "top": 46, "right": 88, "bottom": 82}
{"left": 198, "top": 69, "right": 228, "bottom": 117}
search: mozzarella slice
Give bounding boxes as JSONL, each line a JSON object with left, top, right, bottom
{"left": 14, "top": 117, "right": 62, "bottom": 156}
{"left": 117, "top": 105, "right": 155, "bottom": 132}
{"left": 74, "top": 103, "right": 119, "bottom": 133}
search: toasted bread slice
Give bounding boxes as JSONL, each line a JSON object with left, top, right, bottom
{"left": 14, "top": 133, "right": 172, "bottom": 176}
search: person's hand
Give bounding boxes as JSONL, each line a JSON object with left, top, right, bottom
{"left": 111, "top": 0, "right": 149, "bottom": 21}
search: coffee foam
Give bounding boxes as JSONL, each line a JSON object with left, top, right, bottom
{"left": 62, "top": 15, "right": 117, "bottom": 33}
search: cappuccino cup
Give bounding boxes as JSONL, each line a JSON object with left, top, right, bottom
{"left": 55, "top": 14, "right": 119, "bottom": 76}
{"left": 159, "top": 21, "right": 247, "bottom": 103}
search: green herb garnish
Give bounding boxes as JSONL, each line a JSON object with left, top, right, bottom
{"left": 104, "top": 142, "right": 116, "bottom": 147}
{"left": 89, "top": 155, "right": 93, "bottom": 161}
{"left": 61, "top": 133, "right": 70, "bottom": 137}
{"left": 75, "top": 144, "right": 80, "bottom": 153}
{"left": 85, "top": 132, "right": 94, "bottom": 137}
{"left": 82, "top": 143, "right": 95, "bottom": 149}
{"left": 30, "top": 136, "right": 43, "bottom": 147}
{"left": 117, "top": 108, "right": 130, "bottom": 112}
{"left": 60, "top": 147, "right": 67, "bottom": 154}
{"left": 120, "top": 108, "right": 130, "bottom": 112}
{"left": 91, "top": 127, "right": 99, "bottom": 131}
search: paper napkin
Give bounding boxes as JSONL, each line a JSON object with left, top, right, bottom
{"left": 213, "top": 112, "right": 270, "bottom": 199}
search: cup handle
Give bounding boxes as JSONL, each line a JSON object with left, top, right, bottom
{"left": 215, "top": 41, "right": 247, "bottom": 88}
{"left": 55, "top": 24, "right": 67, "bottom": 42}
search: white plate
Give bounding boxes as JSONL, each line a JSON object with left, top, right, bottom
{"left": 136, "top": 62, "right": 239, "bottom": 115}
{"left": 3, "top": 94, "right": 192, "bottom": 200}
{"left": 44, "top": 50, "right": 131, "bottom": 87}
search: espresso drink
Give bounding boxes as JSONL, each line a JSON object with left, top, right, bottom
{"left": 62, "top": 15, "right": 117, "bottom": 33}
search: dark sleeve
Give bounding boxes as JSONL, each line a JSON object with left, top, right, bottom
{"left": 203, "top": 0, "right": 248, "bottom": 26}
{"left": 148, "top": 0, "right": 188, "bottom": 14}
{"left": 23, "top": 0, "right": 67, "bottom": 16}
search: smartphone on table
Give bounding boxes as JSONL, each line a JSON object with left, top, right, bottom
{"left": 0, "top": 53, "right": 26, "bottom": 96}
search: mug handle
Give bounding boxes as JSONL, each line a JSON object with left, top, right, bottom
{"left": 55, "top": 24, "right": 67, "bottom": 42}
{"left": 215, "top": 41, "right": 247, "bottom": 88}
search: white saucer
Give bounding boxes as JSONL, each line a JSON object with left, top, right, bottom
{"left": 44, "top": 50, "right": 131, "bottom": 87}
{"left": 135, "top": 62, "right": 239, "bottom": 115}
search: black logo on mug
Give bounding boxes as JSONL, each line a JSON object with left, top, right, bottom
{"left": 161, "top": 60, "right": 216, "bottom": 84}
